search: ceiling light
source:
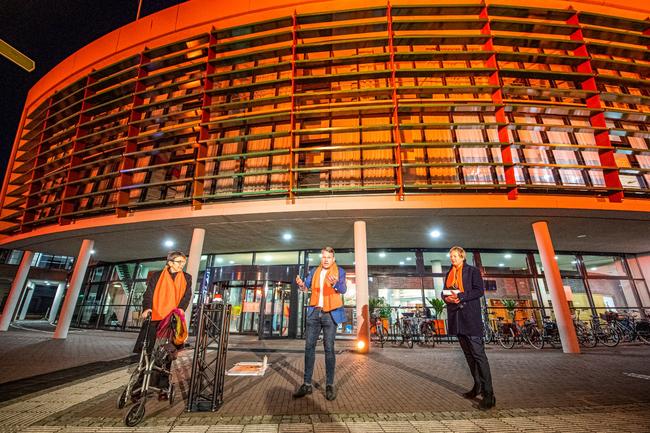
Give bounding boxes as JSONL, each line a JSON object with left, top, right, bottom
{"left": 554, "top": 256, "right": 558, "bottom": 260}
{"left": 201, "top": 255, "right": 207, "bottom": 260}
{"left": 590, "top": 267, "right": 597, "bottom": 271}
{"left": 577, "top": 234, "right": 587, "bottom": 238}
{"left": 430, "top": 230, "right": 441, "bottom": 238}
{"left": 406, "top": 257, "right": 412, "bottom": 261}
{"left": 504, "top": 254, "right": 512, "bottom": 259}
{"left": 379, "top": 252, "right": 386, "bottom": 258}
{"left": 282, "top": 233, "right": 292, "bottom": 241}
{"left": 264, "top": 255, "right": 272, "bottom": 261}
{"left": 90, "top": 250, "right": 96, "bottom": 254}
{"left": 399, "top": 261, "right": 405, "bottom": 265}
{"left": 229, "top": 260, "right": 235, "bottom": 264}
{"left": 164, "top": 239, "right": 174, "bottom": 248}
{"left": 216, "top": 257, "right": 223, "bottom": 263}
{"left": 571, "top": 261, "right": 577, "bottom": 264}
{"left": 498, "top": 263, "right": 505, "bottom": 267}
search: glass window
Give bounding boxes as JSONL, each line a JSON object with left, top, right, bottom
{"left": 480, "top": 252, "right": 529, "bottom": 274}
{"left": 369, "top": 275, "right": 424, "bottom": 308}
{"left": 583, "top": 255, "right": 627, "bottom": 277}
{"left": 423, "top": 251, "right": 476, "bottom": 274}
{"left": 110, "top": 263, "right": 136, "bottom": 281}
{"left": 537, "top": 277, "right": 591, "bottom": 311}
{"left": 368, "top": 250, "right": 417, "bottom": 273}
{"left": 533, "top": 254, "right": 580, "bottom": 275}
{"left": 91, "top": 266, "right": 109, "bottom": 282}
{"left": 212, "top": 253, "right": 253, "bottom": 266}
{"left": 634, "top": 280, "right": 650, "bottom": 308}
{"left": 137, "top": 261, "right": 166, "bottom": 279}
{"left": 254, "top": 251, "right": 300, "bottom": 265}
{"left": 588, "top": 279, "right": 638, "bottom": 310}
{"left": 625, "top": 256, "right": 643, "bottom": 279}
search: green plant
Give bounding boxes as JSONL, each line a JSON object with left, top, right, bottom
{"left": 369, "top": 297, "right": 391, "bottom": 318}
{"left": 501, "top": 299, "right": 517, "bottom": 319}
{"left": 427, "top": 297, "right": 446, "bottom": 318}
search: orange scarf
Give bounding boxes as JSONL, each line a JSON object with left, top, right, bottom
{"left": 152, "top": 268, "right": 187, "bottom": 321}
{"left": 445, "top": 263, "right": 464, "bottom": 292}
{"left": 309, "top": 263, "right": 343, "bottom": 312}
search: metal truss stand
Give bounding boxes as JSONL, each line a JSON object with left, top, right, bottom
{"left": 186, "top": 301, "right": 231, "bottom": 411}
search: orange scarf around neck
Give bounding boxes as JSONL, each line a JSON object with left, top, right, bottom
{"left": 309, "top": 263, "right": 343, "bottom": 312}
{"left": 445, "top": 263, "right": 465, "bottom": 292}
{"left": 152, "top": 267, "right": 187, "bottom": 321}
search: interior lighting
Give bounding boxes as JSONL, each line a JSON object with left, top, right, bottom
{"left": 430, "top": 230, "right": 441, "bottom": 238}
{"left": 571, "top": 260, "right": 577, "bottom": 264}
{"left": 590, "top": 267, "right": 597, "bottom": 271}
{"left": 282, "top": 233, "right": 292, "bottom": 241}
{"left": 577, "top": 234, "right": 587, "bottom": 238}
{"left": 229, "top": 260, "right": 235, "bottom": 264}
{"left": 399, "top": 261, "right": 405, "bottom": 265}
{"left": 406, "top": 257, "right": 411, "bottom": 261}
{"left": 498, "top": 263, "right": 505, "bottom": 267}
{"left": 504, "top": 254, "right": 512, "bottom": 259}
{"left": 216, "top": 257, "right": 224, "bottom": 263}
{"left": 554, "top": 256, "right": 558, "bottom": 260}
{"left": 90, "top": 250, "right": 96, "bottom": 254}
{"left": 264, "top": 255, "right": 272, "bottom": 261}
{"left": 164, "top": 239, "right": 174, "bottom": 248}
{"left": 379, "top": 252, "right": 386, "bottom": 258}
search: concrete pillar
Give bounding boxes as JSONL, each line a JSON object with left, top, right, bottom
{"left": 48, "top": 282, "right": 66, "bottom": 323}
{"left": 532, "top": 221, "right": 580, "bottom": 354}
{"left": 0, "top": 250, "right": 34, "bottom": 331}
{"left": 185, "top": 228, "right": 206, "bottom": 329}
{"left": 354, "top": 221, "right": 370, "bottom": 353}
{"left": 431, "top": 260, "right": 444, "bottom": 299}
{"left": 18, "top": 282, "right": 35, "bottom": 320}
{"left": 54, "top": 239, "right": 94, "bottom": 339}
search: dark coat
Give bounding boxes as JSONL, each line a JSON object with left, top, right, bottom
{"left": 444, "top": 262, "right": 485, "bottom": 337}
{"left": 134, "top": 268, "right": 192, "bottom": 353}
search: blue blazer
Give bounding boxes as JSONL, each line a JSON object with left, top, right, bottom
{"left": 444, "top": 263, "right": 485, "bottom": 337}
{"left": 304, "top": 266, "right": 347, "bottom": 325}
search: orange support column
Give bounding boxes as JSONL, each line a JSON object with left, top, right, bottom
{"left": 194, "top": 32, "right": 218, "bottom": 210}
{"left": 288, "top": 10, "right": 298, "bottom": 202}
{"left": 567, "top": 13, "right": 623, "bottom": 203}
{"left": 387, "top": 1, "right": 405, "bottom": 200}
{"left": 480, "top": 6, "right": 517, "bottom": 199}
{"left": 532, "top": 221, "right": 580, "bottom": 354}
{"left": 354, "top": 220, "right": 370, "bottom": 353}
{"left": 60, "top": 75, "right": 96, "bottom": 224}
{"left": 116, "top": 53, "right": 150, "bottom": 217}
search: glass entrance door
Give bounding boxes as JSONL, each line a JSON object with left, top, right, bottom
{"left": 216, "top": 279, "right": 292, "bottom": 338}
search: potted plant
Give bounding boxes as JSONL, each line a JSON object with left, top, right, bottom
{"left": 501, "top": 299, "right": 517, "bottom": 322}
{"left": 369, "top": 297, "right": 391, "bottom": 332}
{"left": 427, "top": 297, "right": 447, "bottom": 335}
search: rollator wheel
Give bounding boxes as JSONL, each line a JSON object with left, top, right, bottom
{"left": 124, "top": 400, "right": 146, "bottom": 427}
{"left": 116, "top": 387, "right": 129, "bottom": 409}
{"left": 168, "top": 383, "right": 175, "bottom": 406}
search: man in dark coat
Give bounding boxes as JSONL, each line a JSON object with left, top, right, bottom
{"left": 443, "top": 246, "right": 495, "bottom": 410}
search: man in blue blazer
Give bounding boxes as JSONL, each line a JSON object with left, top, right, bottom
{"left": 443, "top": 246, "right": 495, "bottom": 410}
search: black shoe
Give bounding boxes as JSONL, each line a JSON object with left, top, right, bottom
{"left": 325, "top": 384, "right": 337, "bottom": 401}
{"left": 462, "top": 388, "right": 480, "bottom": 399}
{"left": 293, "top": 384, "right": 312, "bottom": 398}
{"left": 478, "top": 394, "right": 496, "bottom": 410}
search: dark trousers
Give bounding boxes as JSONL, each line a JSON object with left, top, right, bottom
{"left": 457, "top": 334, "right": 494, "bottom": 396}
{"left": 304, "top": 308, "right": 337, "bottom": 386}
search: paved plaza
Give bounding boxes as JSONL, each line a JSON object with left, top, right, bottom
{"left": 0, "top": 322, "right": 649, "bottom": 432}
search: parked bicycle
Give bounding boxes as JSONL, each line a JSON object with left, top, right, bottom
{"left": 572, "top": 309, "right": 597, "bottom": 348}
{"left": 604, "top": 310, "right": 650, "bottom": 345}
{"left": 540, "top": 316, "right": 562, "bottom": 349}
{"left": 370, "top": 313, "right": 388, "bottom": 348}
{"left": 496, "top": 313, "right": 544, "bottom": 349}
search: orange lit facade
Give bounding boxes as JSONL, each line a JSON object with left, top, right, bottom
{"left": 1, "top": 0, "right": 650, "bottom": 335}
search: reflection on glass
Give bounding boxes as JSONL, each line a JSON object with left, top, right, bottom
{"left": 588, "top": 279, "right": 637, "bottom": 310}
{"left": 534, "top": 254, "right": 579, "bottom": 275}
{"left": 481, "top": 252, "right": 529, "bottom": 274}
{"left": 254, "top": 251, "right": 300, "bottom": 265}
{"left": 583, "top": 255, "right": 627, "bottom": 277}
{"left": 423, "top": 251, "right": 476, "bottom": 273}
{"left": 213, "top": 253, "right": 253, "bottom": 266}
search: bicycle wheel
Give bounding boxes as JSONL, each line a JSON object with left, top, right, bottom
{"left": 576, "top": 324, "right": 596, "bottom": 348}
{"left": 525, "top": 327, "right": 544, "bottom": 350}
{"left": 598, "top": 324, "right": 620, "bottom": 347}
{"left": 403, "top": 328, "right": 414, "bottom": 349}
{"left": 423, "top": 323, "right": 436, "bottom": 348}
{"left": 483, "top": 323, "right": 494, "bottom": 345}
{"left": 498, "top": 328, "right": 515, "bottom": 349}
{"left": 378, "top": 326, "right": 388, "bottom": 347}
{"left": 549, "top": 333, "right": 562, "bottom": 349}
{"left": 116, "top": 386, "right": 129, "bottom": 409}
{"left": 635, "top": 321, "right": 650, "bottom": 344}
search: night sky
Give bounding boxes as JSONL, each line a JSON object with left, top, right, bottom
{"left": 0, "top": 0, "right": 186, "bottom": 189}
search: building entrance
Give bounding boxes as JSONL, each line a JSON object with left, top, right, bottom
{"left": 202, "top": 265, "right": 299, "bottom": 339}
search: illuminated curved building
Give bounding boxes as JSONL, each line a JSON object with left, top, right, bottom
{"left": 1, "top": 0, "right": 649, "bottom": 341}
